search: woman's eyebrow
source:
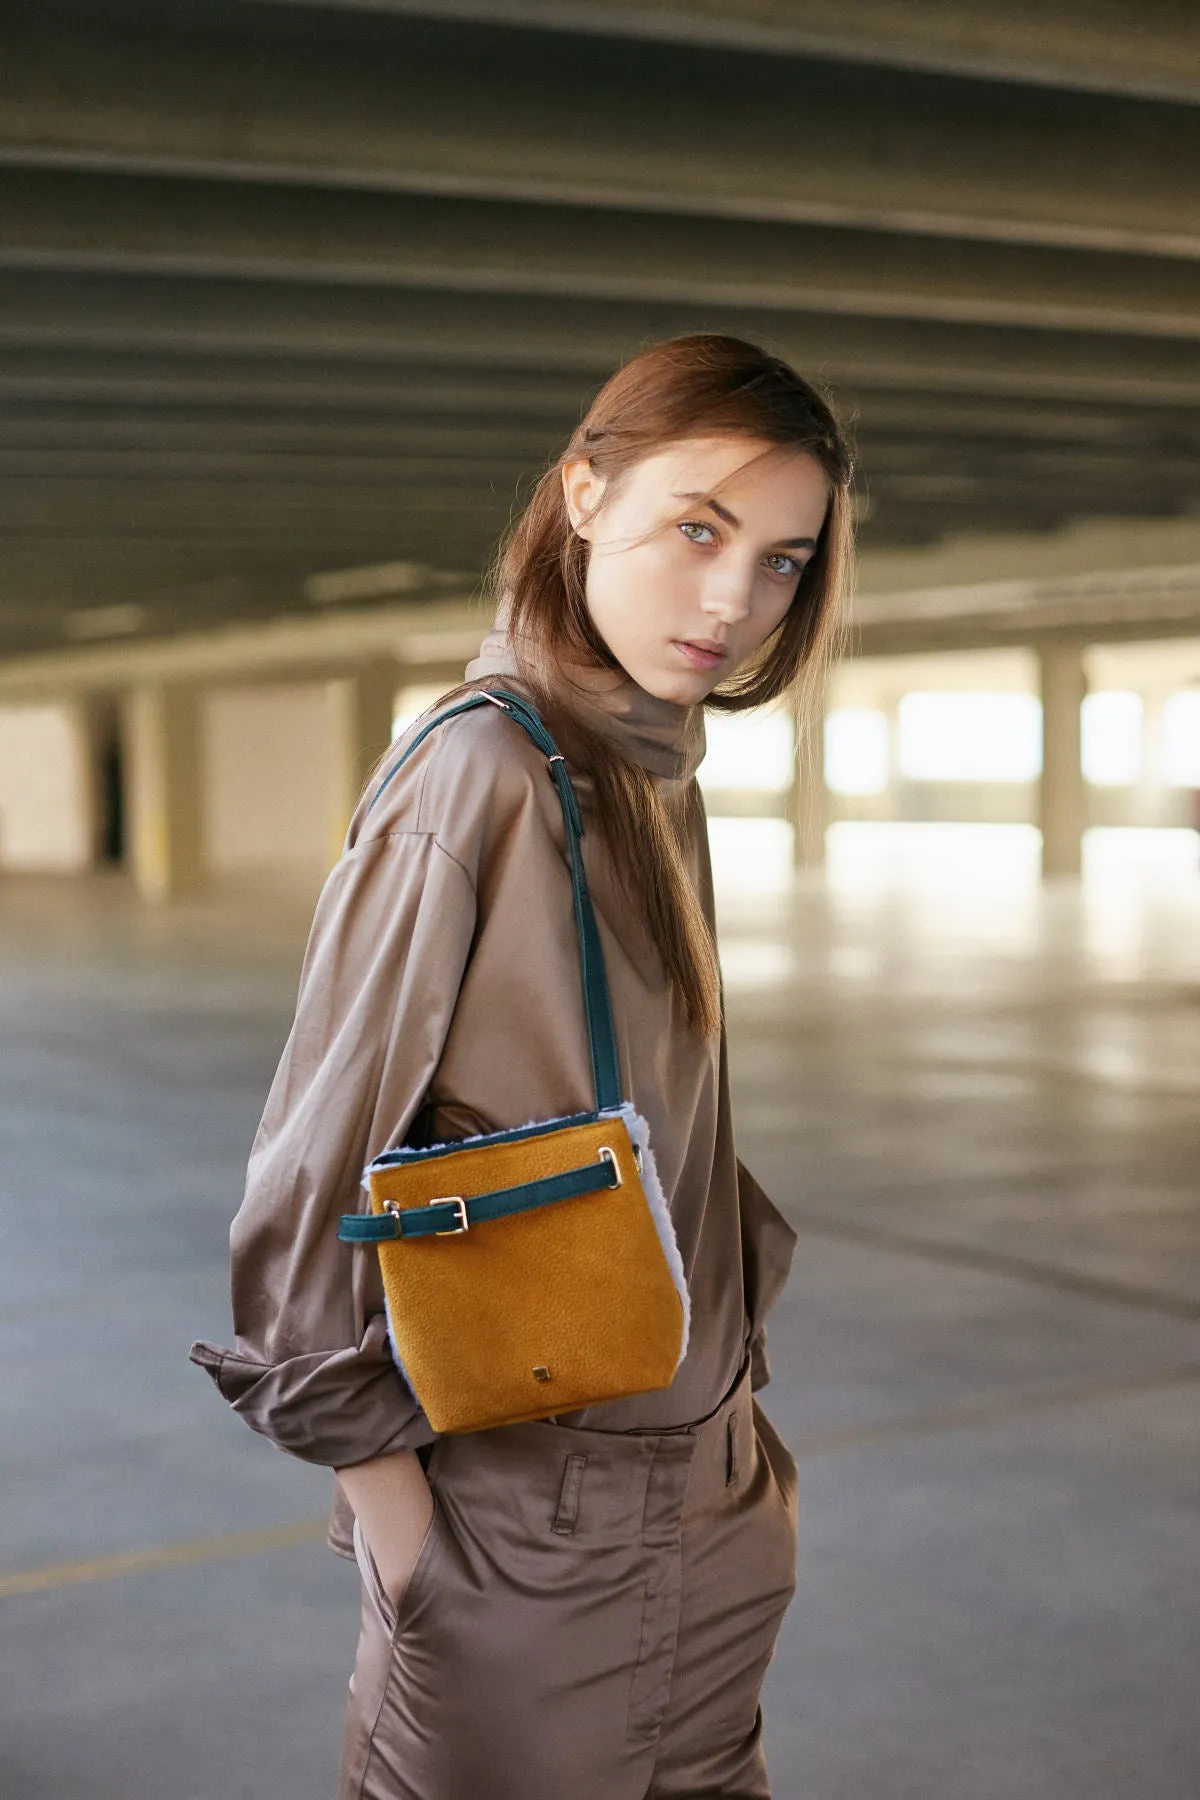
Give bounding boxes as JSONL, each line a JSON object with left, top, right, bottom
{"left": 673, "top": 491, "right": 741, "bottom": 528}
{"left": 672, "top": 492, "right": 816, "bottom": 550}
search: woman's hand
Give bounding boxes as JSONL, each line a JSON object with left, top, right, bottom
{"left": 336, "top": 1447, "right": 436, "bottom": 1609}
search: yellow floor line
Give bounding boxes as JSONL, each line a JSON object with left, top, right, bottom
{"left": 0, "top": 1518, "right": 326, "bottom": 1600}
{"left": 7, "top": 1363, "right": 1199, "bottom": 1600}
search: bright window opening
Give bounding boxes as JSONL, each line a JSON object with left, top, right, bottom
{"left": 393, "top": 682, "right": 453, "bottom": 738}
{"left": 699, "top": 709, "right": 794, "bottom": 793}
{"left": 1082, "top": 691, "right": 1142, "bottom": 786}
{"left": 1162, "top": 691, "right": 1200, "bottom": 787}
{"left": 824, "top": 708, "right": 889, "bottom": 795}
{"left": 898, "top": 692, "right": 1042, "bottom": 783}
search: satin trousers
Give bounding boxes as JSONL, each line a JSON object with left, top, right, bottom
{"left": 338, "top": 1361, "right": 798, "bottom": 1800}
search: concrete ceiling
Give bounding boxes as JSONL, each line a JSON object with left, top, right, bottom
{"left": 0, "top": 0, "right": 1197, "bottom": 655}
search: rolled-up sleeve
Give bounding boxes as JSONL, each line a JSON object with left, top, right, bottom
{"left": 190, "top": 828, "right": 476, "bottom": 1466}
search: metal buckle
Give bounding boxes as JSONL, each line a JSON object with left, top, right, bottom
{"left": 597, "top": 1146, "right": 621, "bottom": 1188}
{"left": 383, "top": 1195, "right": 469, "bottom": 1236}
{"left": 432, "top": 1195, "right": 470, "bottom": 1236}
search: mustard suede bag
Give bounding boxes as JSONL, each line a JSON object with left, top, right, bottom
{"left": 337, "top": 688, "right": 690, "bottom": 1434}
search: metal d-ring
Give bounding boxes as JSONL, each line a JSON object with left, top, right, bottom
{"left": 597, "top": 1145, "right": 622, "bottom": 1188}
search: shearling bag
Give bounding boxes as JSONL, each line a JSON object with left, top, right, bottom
{"left": 337, "top": 688, "right": 690, "bottom": 1434}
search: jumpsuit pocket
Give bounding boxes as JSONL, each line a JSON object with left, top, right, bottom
{"left": 752, "top": 1399, "right": 800, "bottom": 1596}
{"left": 353, "top": 1495, "right": 445, "bottom": 1637}
{"left": 753, "top": 1401, "right": 798, "bottom": 1497}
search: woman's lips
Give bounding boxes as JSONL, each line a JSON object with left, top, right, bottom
{"left": 672, "top": 639, "right": 729, "bottom": 671}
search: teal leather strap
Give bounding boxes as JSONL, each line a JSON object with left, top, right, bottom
{"left": 337, "top": 1150, "right": 620, "bottom": 1242}
{"left": 367, "top": 686, "right": 622, "bottom": 1114}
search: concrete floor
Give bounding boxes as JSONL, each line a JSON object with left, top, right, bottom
{"left": 1, "top": 823, "right": 1198, "bottom": 1800}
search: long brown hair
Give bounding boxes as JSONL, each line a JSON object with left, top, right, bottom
{"left": 488, "top": 333, "right": 854, "bottom": 1037}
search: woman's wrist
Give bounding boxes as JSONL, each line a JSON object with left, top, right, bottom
{"left": 336, "top": 1448, "right": 435, "bottom": 1604}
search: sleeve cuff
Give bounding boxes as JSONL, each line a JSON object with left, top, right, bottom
{"left": 188, "top": 1313, "right": 437, "bottom": 1467}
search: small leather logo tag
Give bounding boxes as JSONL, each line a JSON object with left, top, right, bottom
{"left": 533, "top": 1366, "right": 552, "bottom": 1383}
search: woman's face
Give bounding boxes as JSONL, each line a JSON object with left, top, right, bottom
{"left": 562, "top": 435, "right": 830, "bottom": 706}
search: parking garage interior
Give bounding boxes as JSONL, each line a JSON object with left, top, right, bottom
{"left": 1, "top": 4, "right": 1198, "bottom": 1797}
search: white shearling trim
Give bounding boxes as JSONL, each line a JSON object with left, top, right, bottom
{"left": 614, "top": 1102, "right": 691, "bottom": 1365}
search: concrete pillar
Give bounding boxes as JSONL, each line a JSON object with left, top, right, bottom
{"left": 1133, "top": 687, "right": 1168, "bottom": 827}
{"left": 328, "top": 657, "right": 405, "bottom": 858}
{"left": 73, "top": 694, "right": 122, "bottom": 865}
{"left": 883, "top": 694, "right": 903, "bottom": 822}
{"left": 122, "top": 684, "right": 204, "bottom": 901}
{"left": 788, "top": 677, "right": 828, "bottom": 869}
{"left": 1038, "top": 643, "right": 1087, "bottom": 877}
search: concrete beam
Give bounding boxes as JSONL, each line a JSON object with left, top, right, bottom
{"left": 857, "top": 516, "right": 1200, "bottom": 597}
{"left": 0, "top": 599, "right": 485, "bottom": 700}
{"left": 2, "top": 532, "right": 1199, "bottom": 702}
{"left": 0, "top": 347, "right": 593, "bottom": 419}
{"left": 3, "top": 382, "right": 1196, "bottom": 455}
{"left": 3, "top": 353, "right": 1194, "bottom": 465}
{"left": 1, "top": 470, "right": 1193, "bottom": 532}
{"left": 0, "top": 449, "right": 537, "bottom": 486}
{"left": 9, "top": 502, "right": 1200, "bottom": 660}
{"left": 4, "top": 449, "right": 1196, "bottom": 517}
{"left": 3, "top": 16, "right": 1198, "bottom": 257}
{"left": 0, "top": 483, "right": 511, "bottom": 529}
{"left": 252, "top": 1, "right": 1200, "bottom": 106}
{"left": 853, "top": 520, "right": 1200, "bottom": 653}
{"left": 860, "top": 592, "right": 1200, "bottom": 651}
{"left": 2, "top": 401, "right": 1194, "bottom": 503}
{"left": 3, "top": 170, "right": 1198, "bottom": 342}
{"left": 0, "top": 389, "right": 1193, "bottom": 457}
{"left": 2, "top": 275, "right": 1197, "bottom": 408}
{"left": 0, "top": 409, "right": 560, "bottom": 462}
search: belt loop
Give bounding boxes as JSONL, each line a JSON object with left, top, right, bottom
{"left": 552, "top": 1454, "right": 588, "bottom": 1536}
{"left": 725, "top": 1412, "right": 739, "bottom": 1489}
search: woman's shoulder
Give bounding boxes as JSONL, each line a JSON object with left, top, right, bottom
{"left": 354, "top": 690, "right": 557, "bottom": 860}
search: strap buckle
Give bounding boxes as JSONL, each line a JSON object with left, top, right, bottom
{"left": 432, "top": 1196, "right": 470, "bottom": 1236}
{"left": 384, "top": 1195, "right": 470, "bottom": 1237}
{"left": 597, "top": 1145, "right": 622, "bottom": 1188}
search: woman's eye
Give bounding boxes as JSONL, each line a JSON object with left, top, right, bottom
{"left": 765, "top": 552, "right": 800, "bottom": 578}
{"left": 679, "top": 519, "right": 716, "bottom": 545}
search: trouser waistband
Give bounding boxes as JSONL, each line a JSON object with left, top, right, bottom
{"left": 429, "top": 1356, "right": 757, "bottom": 1534}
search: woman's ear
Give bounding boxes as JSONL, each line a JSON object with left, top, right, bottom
{"left": 561, "top": 458, "right": 606, "bottom": 540}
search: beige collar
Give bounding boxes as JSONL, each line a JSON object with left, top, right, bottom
{"left": 464, "top": 626, "right": 706, "bottom": 785}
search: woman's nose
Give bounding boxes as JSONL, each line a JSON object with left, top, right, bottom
{"left": 702, "top": 570, "right": 754, "bottom": 624}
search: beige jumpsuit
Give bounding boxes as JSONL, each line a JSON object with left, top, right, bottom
{"left": 192, "top": 630, "right": 800, "bottom": 1799}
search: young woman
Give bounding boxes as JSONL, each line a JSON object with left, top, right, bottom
{"left": 192, "top": 333, "right": 854, "bottom": 1800}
